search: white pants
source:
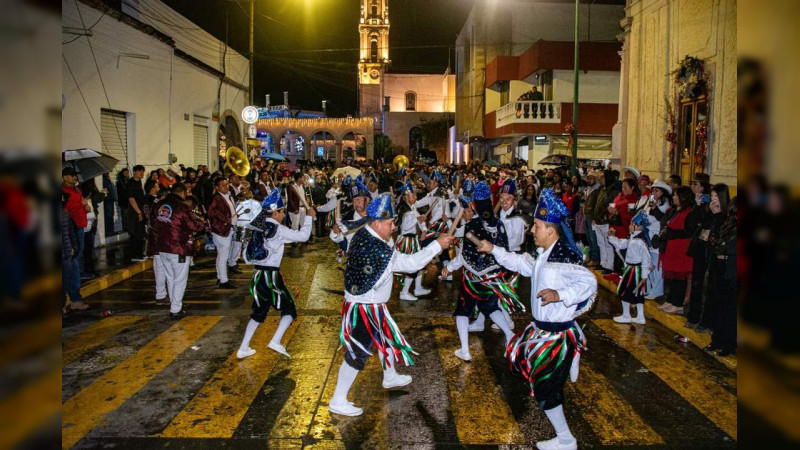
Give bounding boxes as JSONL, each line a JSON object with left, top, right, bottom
{"left": 289, "top": 208, "right": 306, "bottom": 231}
{"left": 160, "top": 252, "right": 192, "bottom": 313}
{"left": 593, "top": 223, "right": 613, "bottom": 271}
{"left": 646, "top": 249, "right": 664, "bottom": 297}
{"left": 212, "top": 232, "right": 233, "bottom": 283}
{"left": 153, "top": 253, "right": 167, "bottom": 300}
{"left": 229, "top": 240, "right": 242, "bottom": 266}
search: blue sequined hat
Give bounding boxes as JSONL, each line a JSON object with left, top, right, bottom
{"left": 459, "top": 195, "right": 474, "bottom": 210}
{"left": 473, "top": 181, "right": 492, "bottom": 201}
{"left": 261, "top": 187, "right": 284, "bottom": 212}
{"left": 366, "top": 193, "right": 395, "bottom": 220}
{"left": 500, "top": 178, "right": 516, "bottom": 196}
{"left": 432, "top": 170, "right": 443, "bottom": 184}
{"left": 349, "top": 177, "right": 369, "bottom": 200}
{"left": 342, "top": 175, "right": 353, "bottom": 190}
{"left": 535, "top": 189, "right": 581, "bottom": 254}
{"left": 396, "top": 166, "right": 407, "bottom": 177}
{"left": 369, "top": 172, "right": 379, "bottom": 184}
{"left": 462, "top": 179, "right": 475, "bottom": 196}
{"left": 632, "top": 210, "right": 649, "bottom": 227}
{"left": 397, "top": 180, "right": 414, "bottom": 195}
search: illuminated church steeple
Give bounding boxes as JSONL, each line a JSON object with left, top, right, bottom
{"left": 358, "top": 0, "right": 389, "bottom": 127}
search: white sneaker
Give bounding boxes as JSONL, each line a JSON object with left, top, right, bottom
{"left": 631, "top": 316, "right": 646, "bottom": 325}
{"left": 454, "top": 348, "right": 472, "bottom": 361}
{"left": 438, "top": 274, "right": 453, "bottom": 281}
{"left": 613, "top": 315, "right": 632, "bottom": 324}
{"left": 399, "top": 292, "right": 418, "bottom": 302}
{"left": 570, "top": 352, "right": 580, "bottom": 383}
{"left": 236, "top": 348, "right": 256, "bottom": 359}
{"left": 382, "top": 373, "right": 412, "bottom": 389}
{"left": 268, "top": 342, "right": 292, "bottom": 358}
{"left": 329, "top": 399, "right": 363, "bottom": 417}
{"left": 413, "top": 287, "right": 431, "bottom": 296}
{"left": 536, "top": 437, "right": 577, "bottom": 450}
{"left": 468, "top": 321, "right": 484, "bottom": 332}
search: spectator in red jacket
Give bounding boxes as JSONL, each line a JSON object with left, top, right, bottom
{"left": 608, "top": 178, "right": 639, "bottom": 239}
{"left": 150, "top": 183, "right": 204, "bottom": 319}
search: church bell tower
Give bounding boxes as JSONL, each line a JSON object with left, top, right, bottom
{"left": 358, "top": 0, "right": 390, "bottom": 130}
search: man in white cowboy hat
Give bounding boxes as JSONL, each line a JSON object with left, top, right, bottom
{"left": 236, "top": 187, "right": 316, "bottom": 360}
{"left": 328, "top": 194, "right": 454, "bottom": 417}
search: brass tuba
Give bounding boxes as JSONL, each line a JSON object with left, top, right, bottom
{"left": 224, "top": 146, "right": 251, "bottom": 177}
{"left": 393, "top": 154, "right": 410, "bottom": 171}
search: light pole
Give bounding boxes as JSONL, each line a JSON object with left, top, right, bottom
{"left": 571, "top": 0, "right": 580, "bottom": 176}
{"left": 249, "top": 0, "right": 254, "bottom": 106}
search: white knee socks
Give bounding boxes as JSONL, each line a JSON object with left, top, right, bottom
{"left": 332, "top": 362, "right": 360, "bottom": 404}
{"left": 401, "top": 277, "right": 413, "bottom": 294}
{"left": 489, "top": 311, "right": 514, "bottom": 342}
{"left": 621, "top": 301, "right": 631, "bottom": 319}
{"left": 473, "top": 313, "right": 486, "bottom": 328}
{"left": 383, "top": 352, "right": 397, "bottom": 380}
{"left": 414, "top": 273, "right": 424, "bottom": 291}
{"left": 544, "top": 405, "right": 576, "bottom": 445}
{"left": 499, "top": 306, "right": 514, "bottom": 329}
{"left": 270, "top": 315, "right": 293, "bottom": 346}
{"left": 456, "top": 316, "right": 470, "bottom": 352}
{"left": 238, "top": 319, "right": 260, "bottom": 352}
{"left": 635, "top": 303, "right": 645, "bottom": 321}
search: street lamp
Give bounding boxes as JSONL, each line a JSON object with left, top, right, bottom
{"left": 571, "top": 0, "right": 580, "bottom": 177}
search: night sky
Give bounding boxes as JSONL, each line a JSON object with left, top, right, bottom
{"left": 164, "top": 0, "right": 475, "bottom": 117}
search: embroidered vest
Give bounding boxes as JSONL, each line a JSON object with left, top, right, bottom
{"left": 344, "top": 227, "right": 394, "bottom": 295}
{"left": 462, "top": 217, "right": 509, "bottom": 275}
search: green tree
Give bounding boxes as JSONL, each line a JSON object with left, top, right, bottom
{"left": 357, "top": 134, "right": 392, "bottom": 159}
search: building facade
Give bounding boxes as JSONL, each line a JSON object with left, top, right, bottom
{"left": 357, "top": 0, "right": 455, "bottom": 161}
{"left": 62, "top": 0, "right": 249, "bottom": 243}
{"left": 618, "top": 0, "right": 737, "bottom": 185}
{"left": 455, "top": 0, "right": 625, "bottom": 166}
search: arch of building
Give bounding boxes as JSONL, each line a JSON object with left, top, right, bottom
{"left": 256, "top": 118, "right": 375, "bottom": 163}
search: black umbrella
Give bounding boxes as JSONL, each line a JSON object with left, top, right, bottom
{"left": 62, "top": 148, "right": 120, "bottom": 182}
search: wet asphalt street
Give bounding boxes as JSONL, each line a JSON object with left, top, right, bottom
{"left": 61, "top": 238, "right": 737, "bottom": 449}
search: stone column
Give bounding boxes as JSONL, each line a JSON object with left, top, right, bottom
{"left": 613, "top": 15, "right": 633, "bottom": 166}
{"left": 335, "top": 141, "right": 343, "bottom": 165}
{"left": 304, "top": 140, "right": 313, "bottom": 162}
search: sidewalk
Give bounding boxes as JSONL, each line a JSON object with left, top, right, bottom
{"left": 78, "top": 243, "right": 153, "bottom": 298}
{"left": 590, "top": 267, "right": 737, "bottom": 371}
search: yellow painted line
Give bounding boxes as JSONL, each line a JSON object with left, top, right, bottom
{"left": 0, "top": 369, "right": 61, "bottom": 449}
{"left": 594, "top": 319, "right": 737, "bottom": 440}
{"left": 79, "top": 259, "right": 153, "bottom": 298}
{"left": 567, "top": 364, "right": 664, "bottom": 445}
{"left": 431, "top": 317, "right": 525, "bottom": 445}
{"left": 591, "top": 268, "right": 737, "bottom": 371}
{"left": 160, "top": 316, "right": 302, "bottom": 438}
{"left": 738, "top": 353, "right": 800, "bottom": 440}
{"left": 21, "top": 272, "right": 61, "bottom": 299}
{"left": 305, "top": 263, "right": 344, "bottom": 310}
{"left": 62, "top": 316, "right": 143, "bottom": 366}
{"left": 0, "top": 315, "right": 61, "bottom": 368}
{"left": 61, "top": 316, "right": 220, "bottom": 448}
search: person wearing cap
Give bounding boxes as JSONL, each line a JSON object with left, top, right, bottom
{"left": 633, "top": 175, "right": 652, "bottom": 213}
{"left": 478, "top": 188, "right": 597, "bottom": 450}
{"left": 159, "top": 163, "right": 181, "bottom": 189}
{"left": 150, "top": 182, "right": 205, "bottom": 320}
{"left": 328, "top": 194, "right": 454, "bottom": 417}
{"left": 236, "top": 187, "right": 316, "bottom": 360}
{"left": 608, "top": 211, "right": 654, "bottom": 325}
{"left": 644, "top": 179, "right": 672, "bottom": 299}
{"left": 329, "top": 175, "right": 369, "bottom": 262}
{"left": 441, "top": 181, "right": 520, "bottom": 361}
{"left": 394, "top": 180, "right": 431, "bottom": 301}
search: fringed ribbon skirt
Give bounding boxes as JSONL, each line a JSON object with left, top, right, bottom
{"left": 339, "top": 301, "right": 417, "bottom": 370}
{"left": 616, "top": 263, "right": 646, "bottom": 304}
{"left": 249, "top": 266, "right": 298, "bottom": 322}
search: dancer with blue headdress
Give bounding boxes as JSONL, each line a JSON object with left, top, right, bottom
{"left": 329, "top": 175, "right": 370, "bottom": 262}
{"left": 477, "top": 188, "right": 597, "bottom": 450}
{"left": 394, "top": 180, "right": 430, "bottom": 301}
{"left": 608, "top": 210, "right": 653, "bottom": 325}
{"left": 328, "top": 194, "right": 454, "bottom": 417}
{"left": 235, "top": 187, "right": 316, "bottom": 360}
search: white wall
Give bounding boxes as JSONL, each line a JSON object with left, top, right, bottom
{"left": 552, "top": 70, "right": 621, "bottom": 104}
{"left": 385, "top": 74, "right": 449, "bottom": 113}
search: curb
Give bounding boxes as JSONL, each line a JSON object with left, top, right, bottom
{"left": 80, "top": 259, "right": 153, "bottom": 298}
{"left": 590, "top": 268, "right": 737, "bottom": 371}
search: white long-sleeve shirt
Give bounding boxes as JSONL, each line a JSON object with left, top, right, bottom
{"left": 491, "top": 243, "right": 597, "bottom": 323}
{"left": 329, "top": 210, "right": 364, "bottom": 245}
{"left": 249, "top": 217, "right": 312, "bottom": 267}
{"left": 608, "top": 231, "right": 653, "bottom": 279}
{"left": 499, "top": 206, "right": 527, "bottom": 252}
{"left": 345, "top": 225, "right": 442, "bottom": 304}
{"left": 416, "top": 187, "right": 445, "bottom": 223}
{"left": 399, "top": 204, "right": 426, "bottom": 235}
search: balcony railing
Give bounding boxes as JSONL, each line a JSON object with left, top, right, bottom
{"left": 496, "top": 101, "right": 561, "bottom": 128}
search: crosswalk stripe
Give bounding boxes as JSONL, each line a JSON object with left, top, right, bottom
{"left": 567, "top": 362, "right": 664, "bottom": 445}
{"left": 62, "top": 316, "right": 143, "bottom": 366}
{"left": 305, "top": 264, "right": 344, "bottom": 310}
{"left": 0, "top": 369, "right": 61, "bottom": 449}
{"left": 160, "top": 316, "right": 302, "bottom": 438}
{"left": 594, "top": 319, "right": 737, "bottom": 440}
{"left": 738, "top": 352, "right": 800, "bottom": 441}
{"left": 61, "top": 316, "right": 220, "bottom": 448}
{"left": 0, "top": 315, "right": 61, "bottom": 368}
{"left": 430, "top": 317, "right": 525, "bottom": 445}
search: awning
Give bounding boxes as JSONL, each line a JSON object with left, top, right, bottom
{"left": 550, "top": 135, "right": 612, "bottom": 159}
{"left": 493, "top": 144, "right": 510, "bottom": 156}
